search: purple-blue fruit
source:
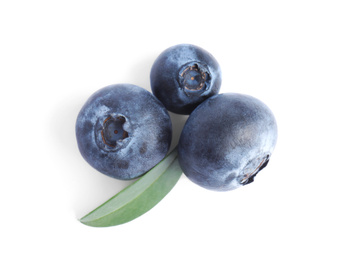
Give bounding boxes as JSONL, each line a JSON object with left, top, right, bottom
{"left": 150, "top": 44, "right": 222, "bottom": 115}
{"left": 178, "top": 93, "right": 278, "bottom": 191}
{"left": 76, "top": 84, "right": 172, "bottom": 180}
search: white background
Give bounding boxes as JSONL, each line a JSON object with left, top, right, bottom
{"left": 1, "top": 0, "right": 356, "bottom": 259}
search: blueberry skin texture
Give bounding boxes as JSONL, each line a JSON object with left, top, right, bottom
{"left": 178, "top": 93, "right": 278, "bottom": 191}
{"left": 76, "top": 84, "right": 172, "bottom": 180}
{"left": 150, "top": 44, "right": 222, "bottom": 115}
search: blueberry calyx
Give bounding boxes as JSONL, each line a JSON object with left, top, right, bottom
{"left": 101, "top": 116, "right": 129, "bottom": 147}
{"left": 95, "top": 114, "right": 130, "bottom": 152}
{"left": 179, "top": 63, "right": 211, "bottom": 96}
{"left": 240, "top": 155, "right": 270, "bottom": 185}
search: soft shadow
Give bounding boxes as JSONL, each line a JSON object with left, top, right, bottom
{"left": 125, "top": 54, "right": 157, "bottom": 92}
{"left": 169, "top": 112, "right": 188, "bottom": 150}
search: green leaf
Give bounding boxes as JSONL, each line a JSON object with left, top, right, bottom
{"left": 79, "top": 148, "right": 182, "bottom": 227}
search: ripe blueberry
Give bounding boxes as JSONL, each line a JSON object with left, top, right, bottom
{"left": 178, "top": 93, "right": 278, "bottom": 191}
{"left": 150, "top": 44, "right": 222, "bottom": 115}
{"left": 76, "top": 84, "right": 172, "bottom": 180}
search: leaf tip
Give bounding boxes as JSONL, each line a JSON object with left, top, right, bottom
{"left": 78, "top": 215, "right": 94, "bottom": 227}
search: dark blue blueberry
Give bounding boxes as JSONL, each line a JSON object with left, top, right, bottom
{"left": 76, "top": 84, "right": 172, "bottom": 180}
{"left": 178, "top": 93, "right": 278, "bottom": 191}
{"left": 150, "top": 44, "right": 222, "bottom": 115}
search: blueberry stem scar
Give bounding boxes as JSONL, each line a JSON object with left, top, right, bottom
{"left": 181, "top": 64, "right": 207, "bottom": 91}
{"left": 241, "top": 155, "right": 270, "bottom": 184}
{"left": 101, "top": 116, "right": 128, "bottom": 147}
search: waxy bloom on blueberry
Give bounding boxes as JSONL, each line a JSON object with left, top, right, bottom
{"left": 76, "top": 84, "right": 172, "bottom": 180}
{"left": 150, "top": 44, "right": 222, "bottom": 115}
{"left": 178, "top": 93, "right": 278, "bottom": 191}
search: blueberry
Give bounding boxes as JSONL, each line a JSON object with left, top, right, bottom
{"left": 76, "top": 84, "right": 172, "bottom": 180}
{"left": 178, "top": 93, "right": 278, "bottom": 191}
{"left": 150, "top": 44, "right": 222, "bottom": 115}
